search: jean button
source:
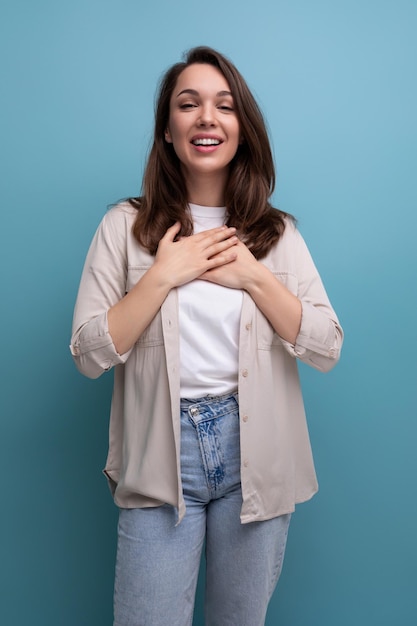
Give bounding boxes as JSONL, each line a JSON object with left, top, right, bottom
{"left": 190, "top": 406, "right": 199, "bottom": 417}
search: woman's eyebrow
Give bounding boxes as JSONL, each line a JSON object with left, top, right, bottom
{"left": 176, "top": 89, "right": 233, "bottom": 97}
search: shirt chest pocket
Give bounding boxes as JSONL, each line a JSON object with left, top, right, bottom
{"left": 256, "top": 271, "right": 298, "bottom": 349}
{"left": 126, "top": 266, "right": 164, "bottom": 347}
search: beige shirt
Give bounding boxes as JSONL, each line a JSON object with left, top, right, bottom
{"left": 70, "top": 202, "right": 343, "bottom": 523}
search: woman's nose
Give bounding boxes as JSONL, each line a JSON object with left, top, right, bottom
{"left": 198, "top": 105, "right": 216, "bottom": 126}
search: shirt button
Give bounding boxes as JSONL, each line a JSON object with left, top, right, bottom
{"left": 72, "top": 346, "right": 80, "bottom": 356}
{"left": 241, "top": 369, "right": 248, "bottom": 377}
{"left": 243, "top": 460, "right": 249, "bottom": 467}
{"left": 242, "top": 415, "right": 248, "bottom": 422}
{"left": 245, "top": 322, "right": 252, "bottom": 331}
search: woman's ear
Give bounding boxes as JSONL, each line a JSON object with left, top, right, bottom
{"left": 165, "top": 128, "right": 172, "bottom": 143}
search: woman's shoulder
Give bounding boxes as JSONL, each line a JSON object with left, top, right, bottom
{"left": 98, "top": 200, "right": 155, "bottom": 264}
{"left": 261, "top": 215, "right": 304, "bottom": 268}
{"left": 104, "top": 199, "right": 138, "bottom": 224}
{"left": 282, "top": 214, "right": 298, "bottom": 234}
{"left": 93, "top": 200, "right": 138, "bottom": 240}
{"left": 277, "top": 215, "right": 302, "bottom": 247}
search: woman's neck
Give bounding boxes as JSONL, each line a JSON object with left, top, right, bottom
{"left": 183, "top": 170, "right": 227, "bottom": 207}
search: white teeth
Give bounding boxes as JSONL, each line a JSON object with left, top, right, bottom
{"left": 192, "top": 138, "right": 221, "bottom": 146}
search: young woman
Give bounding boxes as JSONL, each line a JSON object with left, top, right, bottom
{"left": 70, "top": 46, "right": 343, "bottom": 626}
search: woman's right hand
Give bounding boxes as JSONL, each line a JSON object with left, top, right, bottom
{"left": 107, "top": 222, "right": 238, "bottom": 355}
{"left": 153, "top": 222, "right": 239, "bottom": 289}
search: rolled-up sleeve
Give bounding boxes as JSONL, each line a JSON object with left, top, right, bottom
{"left": 280, "top": 226, "right": 343, "bottom": 372}
{"left": 70, "top": 207, "right": 133, "bottom": 379}
{"left": 70, "top": 311, "right": 130, "bottom": 379}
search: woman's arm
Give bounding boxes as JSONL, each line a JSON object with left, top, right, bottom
{"left": 108, "top": 223, "right": 238, "bottom": 355}
{"left": 71, "top": 210, "right": 238, "bottom": 376}
{"left": 241, "top": 256, "right": 302, "bottom": 345}
{"left": 200, "top": 227, "right": 343, "bottom": 371}
{"left": 200, "top": 240, "right": 302, "bottom": 344}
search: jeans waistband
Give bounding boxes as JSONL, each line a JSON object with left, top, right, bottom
{"left": 180, "top": 391, "right": 238, "bottom": 410}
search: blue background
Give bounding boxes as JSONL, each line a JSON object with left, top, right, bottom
{"left": 1, "top": 1, "right": 416, "bottom": 624}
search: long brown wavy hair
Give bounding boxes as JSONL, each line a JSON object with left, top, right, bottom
{"left": 130, "top": 46, "right": 292, "bottom": 259}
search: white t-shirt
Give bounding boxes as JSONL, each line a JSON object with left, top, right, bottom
{"left": 178, "top": 204, "right": 243, "bottom": 398}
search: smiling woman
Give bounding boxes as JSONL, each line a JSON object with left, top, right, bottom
{"left": 164, "top": 63, "right": 241, "bottom": 202}
{"left": 70, "top": 45, "right": 343, "bottom": 626}
{"left": 131, "top": 46, "right": 286, "bottom": 260}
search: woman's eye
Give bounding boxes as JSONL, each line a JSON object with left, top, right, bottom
{"left": 218, "top": 104, "right": 234, "bottom": 111}
{"left": 179, "top": 103, "right": 197, "bottom": 109}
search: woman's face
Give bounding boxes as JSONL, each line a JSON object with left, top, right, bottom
{"left": 165, "top": 63, "right": 241, "bottom": 185}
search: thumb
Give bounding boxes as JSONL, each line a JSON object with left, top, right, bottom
{"left": 163, "top": 221, "right": 182, "bottom": 242}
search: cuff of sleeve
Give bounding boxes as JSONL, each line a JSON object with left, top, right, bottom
{"left": 280, "top": 301, "right": 341, "bottom": 366}
{"left": 70, "top": 312, "right": 129, "bottom": 378}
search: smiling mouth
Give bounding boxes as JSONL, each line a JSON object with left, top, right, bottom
{"left": 191, "top": 138, "right": 222, "bottom": 146}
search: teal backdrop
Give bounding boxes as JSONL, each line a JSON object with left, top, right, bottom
{"left": 1, "top": 1, "right": 416, "bottom": 624}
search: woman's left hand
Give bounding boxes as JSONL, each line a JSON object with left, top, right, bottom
{"left": 200, "top": 239, "right": 302, "bottom": 345}
{"left": 199, "top": 239, "right": 257, "bottom": 290}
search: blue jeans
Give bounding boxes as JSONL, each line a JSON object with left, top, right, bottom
{"left": 113, "top": 393, "right": 291, "bottom": 626}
